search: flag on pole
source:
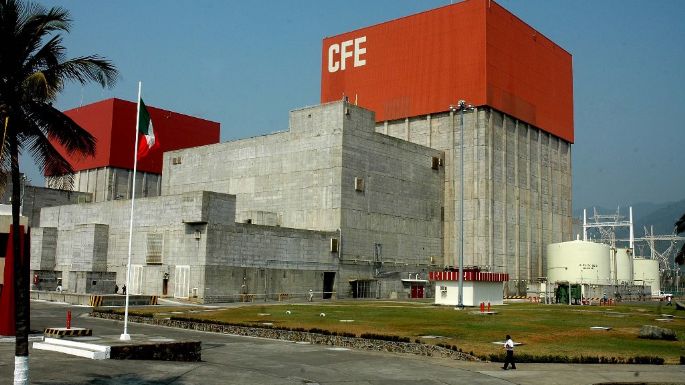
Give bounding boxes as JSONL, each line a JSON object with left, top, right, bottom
{"left": 136, "top": 99, "right": 158, "bottom": 158}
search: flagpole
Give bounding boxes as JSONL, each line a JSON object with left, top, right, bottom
{"left": 121, "top": 81, "right": 142, "bottom": 341}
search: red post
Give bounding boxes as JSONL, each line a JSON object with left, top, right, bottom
{"left": 487, "top": 302, "right": 491, "bottom": 312}
{"left": 480, "top": 302, "right": 484, "bottom": 313}
{"left": 66, "top": 310, "right": 71, "bottom": 329}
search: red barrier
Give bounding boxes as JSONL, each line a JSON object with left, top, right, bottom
{"left": 66, "top": 310, "right": 72, "bottom": 329}
{"left": 0, "top": 225, "right": 26, "bottom": 336}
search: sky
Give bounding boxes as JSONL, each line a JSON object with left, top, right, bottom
{"left": 27, "top": 0, "right": 685, "bottom": 211}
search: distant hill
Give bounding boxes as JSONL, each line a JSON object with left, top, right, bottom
{"left": 573, "top": 199, "right": 685, "bottom": 236}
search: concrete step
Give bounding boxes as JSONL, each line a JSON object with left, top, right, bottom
{"left": 33, "top": 337, "right": 110, "bottom": 360}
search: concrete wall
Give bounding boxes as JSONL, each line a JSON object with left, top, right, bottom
{"left": 31, "top": 227, "right": 58, "bottom": 271}
{"left": 0, "top": 185, "right": 89, "bottom": 228}
{"left": 339, "top": 106, "right": 444, "bottom": 270}
{"left": 36, "top": 191, "right": 231, "bottom": 298}
{"left": 161, "top": 101, "right": 445, "bottom": 299}
{"left": 202, "top": 223, "right": 338, "bottom": 302}
{"left": 46, "top": 167, "right": 161, "bottom": 203}
{"left": 162, "top": 102, "right": 346, "bottom": 233}
{"left": 378, "top": 108, "right": 573, "bottom": 295}
{"left": 33, "top": 190, "right": 339, "bottom": 302}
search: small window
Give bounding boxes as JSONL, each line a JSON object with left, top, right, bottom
{"left": 172, "top": 156, "right": 183, "bottom": 165}
{"left": 354, "top": 177, "right": 364, "bottom": 192}
{"left": 330, "top": 238, "right": 339, "bottom": 253}
{"left": 431, "top": 157, "right": 441, "bottom": 170}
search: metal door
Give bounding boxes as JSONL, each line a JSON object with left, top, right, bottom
{"left": 131, "top": 265, "right": 143, "bottom": 294}
{"left": 174, "top": 265, "right": 190, "bottom": 298}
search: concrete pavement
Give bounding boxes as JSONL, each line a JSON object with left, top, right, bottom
{"left": 0, "top": 301, "right": 683, "bottom": 384}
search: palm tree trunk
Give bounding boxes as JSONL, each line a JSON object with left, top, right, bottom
{"left": 10, "top": 132, "right": 29, "bottom": 385}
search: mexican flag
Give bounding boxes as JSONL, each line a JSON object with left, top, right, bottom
{"left": 137, "top": 98, "right": 159, "bottom": 158}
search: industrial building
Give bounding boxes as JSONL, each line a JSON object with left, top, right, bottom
{"left": 321, "top": 0, "right": 573, "bottom": 295}
{"left": 29, "top": 0, "right": 573, "bottom": 302}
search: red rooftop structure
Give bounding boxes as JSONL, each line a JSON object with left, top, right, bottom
{"left": 53, "top": 98, "right": 220, "bottom": 175}
{"left": 321, "top": 0, "right": 574, "bottom": 142}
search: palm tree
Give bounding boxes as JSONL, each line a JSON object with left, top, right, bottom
{"left": 0, "top": 1, "right": 117, "bottom": 383}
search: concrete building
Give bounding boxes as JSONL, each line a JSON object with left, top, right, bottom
{"left": 321, "top": 0, "right": 574, "bottom": 294}
{"left": 33, "top": 102, "right": 444, "bottom": 301}
{"left": 380, "top": 110, "right": 572, "bottom": 295}
{"left": 30, "top": 0, "right": 573, "bottom": 301}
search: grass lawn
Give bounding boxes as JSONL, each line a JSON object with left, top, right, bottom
{"left": 110, "top": 301, "right": 685, "bottom": 364}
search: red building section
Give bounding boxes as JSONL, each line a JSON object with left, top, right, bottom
{"left": 50, "top": 98, "right": 220, "bottom": 175}
{"left": 321, "top": 0, "right": 573, "bottom": 142}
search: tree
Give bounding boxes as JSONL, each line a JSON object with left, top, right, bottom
{"left": 0, "top": 1, "right": 117, "bottom": 383}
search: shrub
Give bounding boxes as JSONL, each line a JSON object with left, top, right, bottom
{"left": 359, "top": 333, "right": 410, "bottom": 343}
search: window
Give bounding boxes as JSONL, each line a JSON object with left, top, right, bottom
{"left": 354, "top": 177, "right": 364, "bottom": 192}
{"left": 431, "top": 156, "right": 442, "bottom": 170}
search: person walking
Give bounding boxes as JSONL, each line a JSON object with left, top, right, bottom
{"left": 308, "top": 289, "right": 314, "bottom": 302}
{"left": 502, "top": 334, "right": 516, "bottom": 370}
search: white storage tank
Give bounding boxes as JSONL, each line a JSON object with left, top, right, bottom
{"left": 633, "top": 257, "right": 660, "bottom": 294}
{"left": 612, "top": 248, "right": 634, "bottom": 285}
{"left": 546, "top": 240, "right": 611, "bottom": 285}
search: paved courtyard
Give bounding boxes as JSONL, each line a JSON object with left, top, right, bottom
{"left": 0, "top": 301, "right": 683, "bottom": 384}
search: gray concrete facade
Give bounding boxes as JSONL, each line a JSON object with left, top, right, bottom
{"left": 0, "top": 184, "right": 91, "bottom": 227}
{"left": 46, "top": 166, "right": 162, "bottom": 203}
{"left": 32, "top": 101, "right": 445, "bottom": 301}
{"left": 378, "top": 108, "right": 573, "bottom": 295}
{"left": 161, "top": 101, "right": 444, "bottom": 299}
{"left": 30, "top": 101, "right": 571, "bottom": 301}
{"left": 34, "top": 190, "right": 339, "bottom": 302}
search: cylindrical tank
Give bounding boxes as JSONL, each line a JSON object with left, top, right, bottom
{"left": 633, "top": 257, "right": 660, "bottom": 294}
{"left": 613, "top": 248, "right": 634, "bottom": 285}
{"left": 546, "top": 240, "right": 611, "bottom": 285}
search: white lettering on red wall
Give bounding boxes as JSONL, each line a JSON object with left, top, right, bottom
{"left": 328, "top": 36, "right": 366, "bottom": 73}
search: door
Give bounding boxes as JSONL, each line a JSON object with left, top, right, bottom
{"left": 323, "top": 272, "right": 335, "bottom": 299}
{"left": 410, "top": 284, "right": 424, "bottom": 299}
{"left": 131, "top": 265, "right": 143, "bottom": 294}
{"left": 174, "top": 265, "right": 190, "bottom": 298}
